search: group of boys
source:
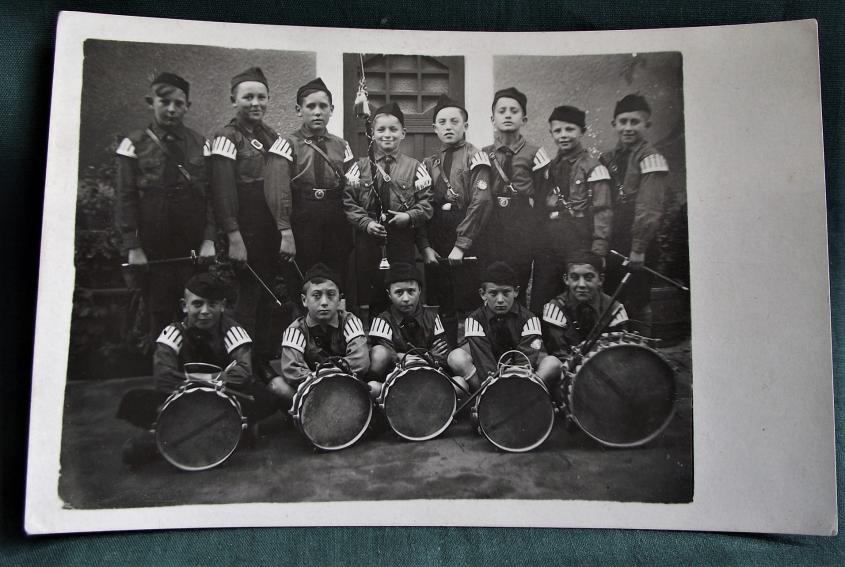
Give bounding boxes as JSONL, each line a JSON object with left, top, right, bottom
{"left": 115, "top": 67, "right": 669, "bottom": 465}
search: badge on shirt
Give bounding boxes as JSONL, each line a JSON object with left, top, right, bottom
{"left": 530, "top": 338, "right": 542, "bottom": 350}
{"left": 497, "top": 196, "right": 510, "bottom": 207}
{"left": 476, "top": 180, "right": 488, "bottom": 190}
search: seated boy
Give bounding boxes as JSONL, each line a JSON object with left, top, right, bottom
{"left": 541, "top": 252, "right": 629, "bottom": 364}
{"left": 367, "top": 262, "right": 471, "bottom": 396}
{"left": 271, "top": 263, "right": 370, "bottom": 403}
{"left": 455, "top": 261, "right": 561, "bottom": 392}
{"left": 116, "top": 273, "right": 284, "bottom": 467}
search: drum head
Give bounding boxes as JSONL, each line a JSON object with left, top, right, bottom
{"left": 477, "top": 376, "right": 555, "bottom": 452}
{"left": 383, "top": 367, "right": 456, "bottom": 441}
{"left": 300, "top": 374, "right": 372, "bottom": 451}
{"left": 571, "top": 343, "right": 676, "bottom": 447}
{"left": 155, "top": 388, "right": 242, "bottom": 471}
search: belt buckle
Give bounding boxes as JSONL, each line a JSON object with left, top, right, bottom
{"left": 313, "top": 189, "right": 326, "bottom": 200}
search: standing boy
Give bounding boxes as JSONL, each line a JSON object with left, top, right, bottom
{"left": 531, "top": 105, "right": 613, "bottom": 313}
{"left": 343, "top": 102, "right": 433, "bottom": 313}
{"left": 115, "top": 72, "right": 216, "bottom": 343}
{"left": 472, "top": 87, "right": 550, "bottom": 302}
{"left": 600, "top": 94, "right": 669, "bottom": 336}
{"left": 418, "top": 94, "right": 491, "bottom": 346}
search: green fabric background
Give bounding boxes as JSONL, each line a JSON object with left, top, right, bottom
{"left": 1, "top": 1, "right": 842, "bottom": 564}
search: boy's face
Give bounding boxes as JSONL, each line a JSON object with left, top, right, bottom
{"left": 182, "top": 290, "right": 224, "bottom": 330}
{"left": 301, "top": 280, "right": 341, "bottom": 324}
{"left": 232, "top": 81, "right": 269, "bottom": 124}
{"left": 549, "top": 120, "right": 584, "bottom": 153}
{"left": 372, "top": 114, "right": 405, "bottom": 152}
{"left": 612, "top": 110, "right": 650, "bottom": 147}
{"left": 566, "top": 263, "right": 603, "bottom": 304}
{"left": 480, "top": 283, "right": 518, "bottom": 314}
{"left": 491, "top": 97, "right": 526, "bottom": 134}
{"left": 148, "top": 87, "right": 189, "bottom": 129}
{"left": 433, "top": 107, "right": 467, "bottom": 145}
{"left": 387, "top": 280, "right": 420, "bottom": 315}
{"left": 297, "top": 91, "right": 333, "bottom": 132}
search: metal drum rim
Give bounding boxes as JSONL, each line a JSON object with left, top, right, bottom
{"left": 383, "top": 365, "right": 457, "bottom": 441}
{"left": 476, "top": 375, "right": 555, "bottom": 453}
{"left": 297, "top": 373, "right": 374, "bottom": 451}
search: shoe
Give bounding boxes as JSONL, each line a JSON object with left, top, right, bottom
{"left": 121, "top": 431, "right": 158, "bottom": 467}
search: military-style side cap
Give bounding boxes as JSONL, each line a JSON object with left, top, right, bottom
{"left": 384, "top": 262, "right": 423, "bottom": 287}
{"left": 185, "top": 273, "right": 228, "bottom": 301}
{"left": 373, "top": 101, "right": 405, "bottom": 126}
{"left": 297, "top": 77, "right": 332, "bottom": 104}
{"left": 231, "top": 67, "right": 269, "bottom": 91}
{"left": 432, "top": 93, "right": 467, "bottom": 121}
{"left": 614, "top": 94, "right": 651, "bottom": 117}
{"left": 303, "top": 262, "right": 342, "bottom": 290}
{"left": 492, "top": 87, "right": 527, "bottom": 114}
{"left": 548, "top": 105, "right": 586, "bottom": 129}
{"left": 151, "top": 72, "right": 190, "bottom": 98}
{"left": 566, "top": 251, "right": 605, "bottom": 274}
{"left": 481, "top": 261, "right": 519, "bottom": 287}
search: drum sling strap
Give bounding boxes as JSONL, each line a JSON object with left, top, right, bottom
{"left": 145, "top": 127, "right": 193, "bottom": 183}
{"left": 304, "top": 138, "right": 344, "bottom": 181}
{"left": 488, "top": 151, "right": 517, "bottom": 196}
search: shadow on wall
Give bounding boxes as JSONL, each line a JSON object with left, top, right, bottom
{"left": 80, "top": 40, "right": 316, "bottom": 168}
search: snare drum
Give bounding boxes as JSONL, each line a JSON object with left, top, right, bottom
{"left": 154, "top": 384, "right": 246, "bottom": 471}
{"left": 565, "top": 332, "right": 677, "bottom": 448}
{"left": 472, "top": 363, "right": 556, "bottom": 452}
{"left": 290, "top": 366, "right": 373, "bottom": 451}
{"left": 378, "top": 357, "right": 456, "bottom": 441}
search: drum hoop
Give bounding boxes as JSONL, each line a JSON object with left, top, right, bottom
{"left": 291, "top": 371, "right": 373, "bottom": 451}
{"left": 475, "top": 375, "right": 555, "bottom": 453}
{"left": 380, "top": 365, "right": 456, "bottom": 441}
{"left": 154, "top": 386, "right": 245, "bottom": 471}
{"left": 568, "top": 338, "right": 677, "bottom": 448}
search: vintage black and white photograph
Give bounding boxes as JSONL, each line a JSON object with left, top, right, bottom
{"left": 26, "top": 13, "right": 835, "bottom": 535}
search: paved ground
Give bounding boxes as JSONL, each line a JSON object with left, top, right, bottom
{"left": 58, "top": 341, "right": 693, "bottom": 509}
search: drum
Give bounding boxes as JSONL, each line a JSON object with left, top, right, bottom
{"left": 378, "top": 357, "right": 456, "bottom": 441}
{"left": 565, "top": 332, "right": 677, "bottom": 448}
{"left": 154, "top": 384, "right": 246, "bottom": 471}
{"left": 472, "top": 353, "right": 556, "bottom": 453}
{"left": 290, "top": 366, "right": 373, "bottom": 451}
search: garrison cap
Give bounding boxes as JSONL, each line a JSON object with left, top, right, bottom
{"left": 566, "top": 251, "right": 606, "bottom": 274}
{"left": 185, "top": 273, "right": 228, "bottom": 301}
{"left": 151, "top": 72, "right": 190, "bottom": 98}
{"left": 432, "top": 93, "right": 467, "bottom": 122}
{"left": 492, "top": 87, "right": 527, "bottom": 114}
{"left": 302, "top": 262, "right": 342, "bottom": 291}
{"left": 384, "top": 262, "right": 423, "bottom": 287}
{"left": 614, "top": 94, "right": 651, "bottom": 117}
{"left": 297, "top": 77, "right": 332, "bottom": 104}
{"left": 373, "top": 101, "right": 405, "bottom": 126}
{"left": 231, "top": 67, "right": 269, "bottom": 91}
{"left": 548, "top": 105, "right": 586, "bottom": 129}
{"left": 481, "top": 261, "right": 519, "bottom": 288}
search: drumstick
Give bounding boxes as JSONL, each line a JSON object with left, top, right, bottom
{"left": 609, "top": 249, "right": 689, "bottom": 291}
{"left": 579, "top": 272, "right": 631, "bottom": 356}
{"left": 245, "top": 262, "right": 283, "bottom": 307}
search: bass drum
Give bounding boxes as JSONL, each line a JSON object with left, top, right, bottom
{"left": 379, "top": 358, "right": 456, "bottom": 441}
{"left": 290, "top": 367, "right": 373, "bottom": 451}
{"left": 472, "top": 365, "right": 556, "bottom": 453}
{"left": 565, "top": 332, "right": 677, "bottom": 448}
{"left": 154, "top": 384, "right": 246, "bottom": 471}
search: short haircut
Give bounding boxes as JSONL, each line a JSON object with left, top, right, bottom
{"left": 301, "top": 276, "right": 338, "bottom": 294}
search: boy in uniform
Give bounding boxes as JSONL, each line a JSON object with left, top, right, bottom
{"left": 267, "top": 78, "right": 355, "bottom": 286}
{"left": 531, "top": 105, "right": 613, "bottom": 313}
{"left": 343, "top": 102, "right": 433, "bottom": 314}
{"left": 367, "top": 263, "right": 471, "bottom": 395}
{"left": 271, "top": 263, "right": 370, "bottom": 404}
{"left": 600, "top": 94, "right": 669, "bottom": 336}
{"left": 116, "top": 273, "right": 284, "bottom": 466}
{"left": 115, "top": 72, "right": 216, "bottom": 343}
{"left": 453, "top": 261, "right": 561, "bottom": 392}
{"left": 471, "top": 87, "right": 550, "bottom": 301}
{"left": 209, "top": 67, "right": 291, "bottom": 374}
{"left": 418, "top": 94, "right": 491, "bottom": 346}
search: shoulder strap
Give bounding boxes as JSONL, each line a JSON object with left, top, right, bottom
{"left": 305, "top": 138, "right": 344, "bottom": 180}
{"left": 145, "top": 128, "right": 193, "bottom": 183}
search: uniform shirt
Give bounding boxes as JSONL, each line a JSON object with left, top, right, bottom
{"left": 115, "top": 122, "right": 215, "bottom": 253}
{"left": 478, "top": 135, "right": 550, "bottom": 210}
{"left": 600, "top": 139, "right": 669, "bottom": 254}
{"left": 463, "top": 302, "right": 546, "bottom": 378}
{"left": 209, "top": 118, "right": 287, "bottom": 234}
{"left": 369, "top": 304, "right": 447, "bottom": 358}
{"left": 265, "top": 127, "right": 355, "bottom": 230}
{"left": 342, "top": 151, "right": 433, "bottom": 231}
{"left": 541, "top": 290, "right": 629, "bottom": 360}
{"left": 418, "top": 140, "right": 491, "bottom": 251}
{"left": 544, "top": 146, "right": 613, "bottom": 255}
{"left": 280, "top": 310, "right": 369, "bottom": 384}
{"left": 153, "top": 314, "right": 252, "bottom": 393}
